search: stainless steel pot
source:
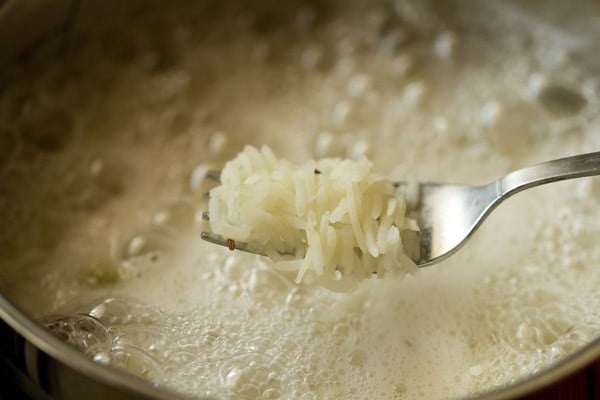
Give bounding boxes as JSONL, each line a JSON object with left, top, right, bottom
{"left": 0, "top": 1, "right": 598, "bottom": 399}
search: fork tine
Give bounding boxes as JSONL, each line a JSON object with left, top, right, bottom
{"left": 200, "top": 231, "right": 267, "bottom": 256}
{"left": 200, "top": 231, "right": 378, "bottom": 275}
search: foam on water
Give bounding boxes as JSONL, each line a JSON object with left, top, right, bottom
{"left": 0, "top": 0, "right": 600, "bottom": 399}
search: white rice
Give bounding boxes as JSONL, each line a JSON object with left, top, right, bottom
{"left": 208, "top": 145, "right": 418, "bottom": 288}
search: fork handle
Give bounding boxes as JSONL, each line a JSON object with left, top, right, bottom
{"left": 498, "top": 151, "right": 600, "bottom": 197}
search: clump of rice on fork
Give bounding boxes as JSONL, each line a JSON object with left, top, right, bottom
{"left": 202, "top": 145, "right": 418, "bottom": 290}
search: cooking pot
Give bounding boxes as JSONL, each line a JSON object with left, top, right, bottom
{"left": 0, "top": 1, "right": 599, "bottom": 399}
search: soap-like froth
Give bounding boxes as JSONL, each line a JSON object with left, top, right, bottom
{"left": 0, "top": 0, "right": 599, "bottom": 399}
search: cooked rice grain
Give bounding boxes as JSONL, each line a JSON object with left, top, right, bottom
{"left": 208, "top": 145, "right": 418, "bottom": 288}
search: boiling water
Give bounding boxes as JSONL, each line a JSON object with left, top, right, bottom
{"left": 1, "top": 0, "right": 600, "bottom": 399}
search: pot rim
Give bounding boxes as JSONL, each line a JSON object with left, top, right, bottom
{"left": 0, "top": 289, "right": 598, "bottom": 400}
{"left": 0, "top": 292, "right": 187, "bottom": 400}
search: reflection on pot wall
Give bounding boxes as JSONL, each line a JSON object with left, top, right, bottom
{"left": 0, "top": 1, "right": 599, "bottom": 399}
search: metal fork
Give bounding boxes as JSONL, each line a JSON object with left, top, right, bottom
{"left": 201, "top": 151, "right": 600, "bottom": 267}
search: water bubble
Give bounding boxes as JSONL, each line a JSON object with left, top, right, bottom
{"left": 153, "top": 202, "right": 197, "bottom": 231}
{"left": 469, "top": 365, "right": 485, "bottom": 378}
{"left": 219, "top": 353, "right": 284, "bottom": 396}
{"left": 380, "top": 30, "right": 408, "bottom": 55}
{"left": 246, "top": 336, "right": 278, "bottom": 355}
{"left": 314, "top": 132, "right": 334, "bottom": 157}
{"left": 208, "top": 132, "right": 227, "bottom": 155}
{"left": 479, "top": 101, "right": 502, "bottom": 128}
{"left": 126, "top": 236, "right": 147, "bottom": 256}
{"left": 165, "top": 349, "right": 195, "bottom": 365}
{"left": 402, "top": 82, "right": 425, "bottom": 105}
{"left": 263, "top": 388, "right": 281, "bottom": 399}
{"left": 122, "top": 228, "right": 175, "bottom": 262}
{"left": 89, "top": 159, "right": 104, "bottom": 176}
{"left": 93, "top": 351, "right": 111, "bottom": 365}
{"left": 189, "top": 163, "right": 210, "bottom": 192}
{"left": 393, "top": 383, "right": 407, "bottom": 394}
{"left": 284, "top": 289, "right": 307, "bottom": 309}
{"left": 198, "top": 327, "right": 220, "bottom": 347}
{"left": 525, "top": 73, "right": 546, "bottom": 99}
{"left": 85, "top": 259, "right": 124, "bottom": 286}
{"left": 228, "top": 284, "right": 242, "bottom": 297}
{"left": 537, "top": 85, "right": 587, "bottom": 118}
{"left": 331, "top": 101, "right": 351, "bottom": 126}
{"left": 390, "top": 54, "right": 413, "bottom": 77}
{"left": 347, "top": 74, "right": 371, "bottom": 98}
{"left": 433, "top": 116, "right": 448, "bottom": 136}
{"left": 116, "top": 325, "right": 168, "bottom": 354}
{"left": 88, "top": 297, "right": 165, "bottom": 325}
{"left": 433, "top": 31, "right": 457, "bottom": 59}
{"left": 350, "top": 139, "right": 369, "bottom": 160}
{"left": 110, "top": 344, "right": 164, "bottom": 381}
{"left": 347, "top": 350, "right": 366, "bottom": 366}
{"left": 45, "top": 314, "right": 110, "bottom": 352}
{"left": 332, "top": 323, "right": 350, "bottom": 344}
{"left": 516, "top": 322, "right": 536, "bottom": 348}
{"left": 550, "top": 345, "right": 566, "bottom": 359}
{"left": 224, "top": 367, "right": 243, "bottom": 388}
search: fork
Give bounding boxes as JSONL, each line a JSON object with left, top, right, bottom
{"left": 201, "top": 151, "right": 600, "bottom": 267}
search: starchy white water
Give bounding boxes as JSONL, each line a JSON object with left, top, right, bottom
{"left": 1, "top": 1, "right": 600, "bottom": 399}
